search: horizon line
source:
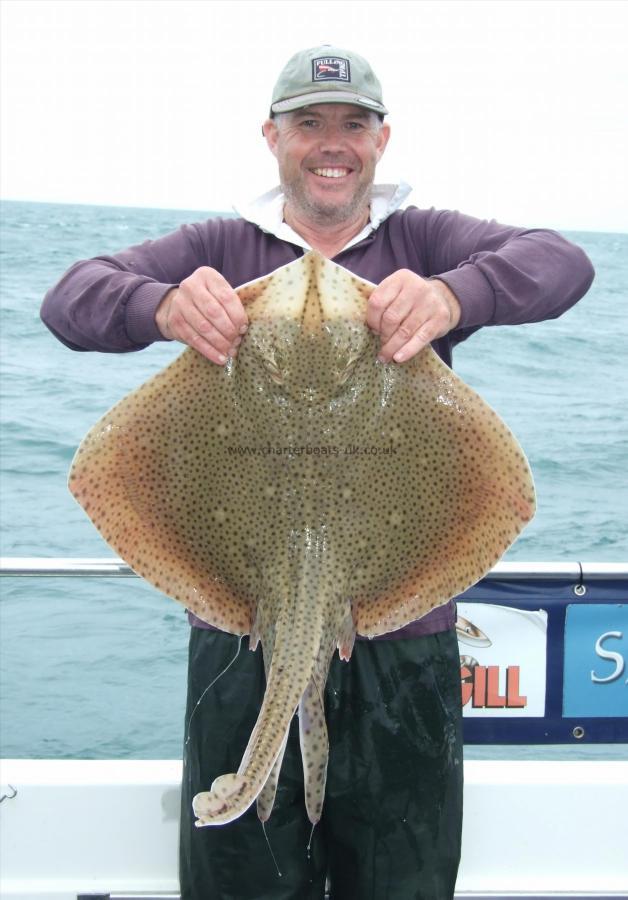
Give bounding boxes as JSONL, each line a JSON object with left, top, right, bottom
{"left": 1, "top": 195, "right": 626, "bottom": 237}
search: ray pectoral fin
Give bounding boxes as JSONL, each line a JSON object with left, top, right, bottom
{"left": 351, "top": 348, "right": 536, "bottom": 638}
{"left": 353, "top": 474, "right": 533, "bottom": 639}
{"left": 68, "top": 350, "right": 257, "bottom": 636}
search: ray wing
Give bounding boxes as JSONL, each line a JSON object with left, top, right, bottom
{"left": 68, "top": 256, "right": 310, "bottom": 634}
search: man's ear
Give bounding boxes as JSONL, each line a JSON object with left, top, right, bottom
{"left": 375, "top": 122, "right": 391, "bottom": 162}
{"left": 262, "top": 118, "right": 279, "bottom": 158}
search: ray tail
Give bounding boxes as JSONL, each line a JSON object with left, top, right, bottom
{"left": 193, "top": 578, "right": 328, "bottom": 826}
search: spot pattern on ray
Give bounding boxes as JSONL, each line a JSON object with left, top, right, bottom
{"left": 69, "top": 251, "right": 535, "bottom": 827}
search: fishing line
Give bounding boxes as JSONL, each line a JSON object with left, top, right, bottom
{"left": 261, "top": 820, "right": 283, "bottom": 877}
{"left": 306, "top": 821, "right": 316, "bottom": 859}
{"left": 185, "top": 635, "right": 244, "bottom": 748}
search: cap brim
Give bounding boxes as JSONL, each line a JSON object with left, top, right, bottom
{"left": 271, "top": 90, "right": 388, "bottom": 116}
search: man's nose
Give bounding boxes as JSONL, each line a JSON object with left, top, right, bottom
{"left": 317, "top": 124, "right": 348, "bottom": 153}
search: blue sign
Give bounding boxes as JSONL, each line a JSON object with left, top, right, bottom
{"left": 563, "top": 604, "right": 628, "bottom": 717}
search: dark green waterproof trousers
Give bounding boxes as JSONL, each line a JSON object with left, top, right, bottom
{"left": 179, "top": 627, "right": 463, "bottom": 900}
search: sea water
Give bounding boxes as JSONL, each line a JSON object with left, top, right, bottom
{"left": 0, "top": 199, "right": 626, "bottom": 760}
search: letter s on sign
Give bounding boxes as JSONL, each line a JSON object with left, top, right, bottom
{"left": 591, "top": 631, "right": 626, "bottom": 684}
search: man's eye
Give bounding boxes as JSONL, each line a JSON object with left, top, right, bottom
{"left": 345, "top": 122, "right": 365, "bottom": 130}
{"left": 299, "top": 120, "right": 319, "bottom": 129}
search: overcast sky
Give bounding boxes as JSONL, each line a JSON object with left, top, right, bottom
{"left": 1, "top": 0, "right": 627, "bottom": 231}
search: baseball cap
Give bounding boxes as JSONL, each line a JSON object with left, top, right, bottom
{"left": 270, "top": 44, "right": 388, "bottom": 117}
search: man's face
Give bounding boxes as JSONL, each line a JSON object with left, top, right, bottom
{"left": 263, "top": 103, "right": 390, "bottom": 227}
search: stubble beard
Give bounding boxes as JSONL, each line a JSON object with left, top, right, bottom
{"left": 281, "top": 172, "right": 373, "bottom": 228}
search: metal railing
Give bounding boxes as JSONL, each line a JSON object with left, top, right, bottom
{"left": 1, "top": 556, "right": 627, "bottom": 579}
{"left": 0, "top": 557, "right": 136, "bottom": 577}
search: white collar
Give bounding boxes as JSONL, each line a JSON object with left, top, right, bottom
{"left": 233, "top": 181, "right": 413, "bottom": 252}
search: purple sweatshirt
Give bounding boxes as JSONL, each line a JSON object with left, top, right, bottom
{"left": 41, "top": 206, "right": 594, "bottom": 638}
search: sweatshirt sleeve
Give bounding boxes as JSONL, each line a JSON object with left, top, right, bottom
{"left": 40, "top": 221, "right": 213, "bottom": 352}
{"left": 417, "top": 208, "right": 595, "bottom": 332}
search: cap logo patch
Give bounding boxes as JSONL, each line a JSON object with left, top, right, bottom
{"left": 312, "top": 57, "right": 350, "bottom": 82}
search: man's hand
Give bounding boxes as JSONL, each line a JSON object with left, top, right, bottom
{"left": 155, "top": 267, "right": 248, "bottom": 365}
{"left": 367, "top": 270, "right": 461, "bottom": 363}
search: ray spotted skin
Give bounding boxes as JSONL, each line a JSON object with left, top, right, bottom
{"left": 69, "top": 252, "right": 535, "bottom": 827}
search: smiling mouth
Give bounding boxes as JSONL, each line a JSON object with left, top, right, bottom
{"left": 309, "top": 167, "right": 353, "bottom": 179}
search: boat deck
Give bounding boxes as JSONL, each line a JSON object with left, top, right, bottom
{"left": 1, "top": 758, "right": 627, "bottom": 899}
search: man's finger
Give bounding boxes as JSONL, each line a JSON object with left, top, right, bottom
{"left": 183, "top": 288, "right": 240, "bottom": 344}
{"left": 378, "top": 294, "right": 416, "bottom": 343}
{"left": 390, "top": 329, "right": 433, "bottom": 363}
{"left": 200, "top": 271, "right": 249, "bottom": 334}
{"left": 376, "top": 303, "right": 428, "bottom": 360}
{"left": 170, "top": 301, "right": 244, "bottom": 359}
{"left": 176, "top": 268, "right": 248, "bottom": 344}
{"left": 171, "top": 315, "right": 235, "bottom": 362}
{"left": 171, "top": 304, "right": 234, "bottom": 355}
{"left": 381, "top": 320, "right": 440, "bottom": 363}
{"left": 191, "top": 328, "right": 242, "bottom": 365}
{"left": 377, "top": 313, "right": 443, "bottom": 363}
{"left": 190, "top": 334, "right": 233, "bottom": 366}
{"left": 366, "top": 277, "right": 403, "bottom": 333}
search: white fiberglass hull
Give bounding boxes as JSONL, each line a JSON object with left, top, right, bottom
{"left": 1, "top": 758, "right": 627, "bottom": 898}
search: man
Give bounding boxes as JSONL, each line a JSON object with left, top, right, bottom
{"left": 42, "top": 45, "right": 594, "bottom": 900}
